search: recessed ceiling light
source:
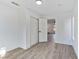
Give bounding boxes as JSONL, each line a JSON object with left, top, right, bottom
{"left": 36, "top": 0, "right": 42, "bottom": 5}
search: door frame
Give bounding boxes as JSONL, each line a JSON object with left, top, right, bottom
{"left": 37, "top": 18, "right": 39, "bottom": 43}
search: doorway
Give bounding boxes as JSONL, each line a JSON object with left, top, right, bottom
{"left": 47, "top": 19, "right": 56, "bottom": 42}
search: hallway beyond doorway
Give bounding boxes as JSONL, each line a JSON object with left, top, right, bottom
{"left": 47, "top": 19, "right": 56, "bottom": 42}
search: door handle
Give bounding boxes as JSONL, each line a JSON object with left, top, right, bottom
{"left": 38, "top": 31, "right": 41, "bottom": 32}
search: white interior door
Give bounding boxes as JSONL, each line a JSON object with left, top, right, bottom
{"left": 30, "top": 16, "right": 39, "bottom": 46}
{"left": 39, "top": 18, "right": 47, "bottom": 42}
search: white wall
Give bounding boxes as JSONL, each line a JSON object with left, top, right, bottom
{"left": 46, "top": 12, "right": 73, "bottom": 45}
{"left": 55, "top": 16, "right": 72, "bottom": 45}
{"left": 72, "top": 0, "right": 78, "bottom": 55}
{"left": 0, "top": 4, "right": 24, "bottom": 51}
{"left": 63, "top": 17, "right": 72, "bottom": 45}
{"left": 0, "top": 3, "right": 40, "bottom": 51}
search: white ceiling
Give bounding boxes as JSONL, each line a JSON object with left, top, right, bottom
{"left": 0, "top": 0, "right": 76, "bottom": 16}
{"left": 25, "top": 0, "right": 75, "bottom": 15}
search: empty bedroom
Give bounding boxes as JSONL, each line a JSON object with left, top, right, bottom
{"left": 0, "top": 0, "right": 78, "bottom": 59}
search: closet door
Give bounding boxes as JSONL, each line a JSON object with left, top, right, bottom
{"left": 30, "top": 16, "right": 39, "bottom": 46}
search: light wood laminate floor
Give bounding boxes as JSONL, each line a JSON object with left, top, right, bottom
{"left": 2, "top": 42, "right": 77, "bottom": 59}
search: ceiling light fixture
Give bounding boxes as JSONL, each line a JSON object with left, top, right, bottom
{"left": 36, "top": 0, "right": 42, "bottom": 5}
